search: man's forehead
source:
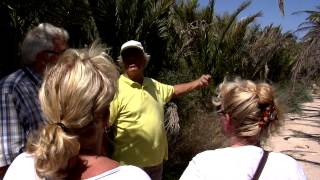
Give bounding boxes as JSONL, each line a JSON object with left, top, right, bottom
{"left": 52, "top": 35, "right": 67, "bottom": 44}
{"left": 52, "top": 35, "right": 68, "bottom": 48}
{"left": 122, "top": 48, "right": 144, "bottom": 57}
{"left": 51, "top": 35, "right": 68, "bottom": 52}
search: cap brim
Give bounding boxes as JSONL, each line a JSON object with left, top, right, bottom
{"left": 120, "top": 46, "right": 144, "bottom": 55}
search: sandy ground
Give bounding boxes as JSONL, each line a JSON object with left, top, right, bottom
{"left": 265, "top": 93, "right": 320, "bottom": 180}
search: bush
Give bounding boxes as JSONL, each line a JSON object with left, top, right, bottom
{"left": 164, "top": 105, "right": 226, "bottom": 179}
{"left": 275, "top": 81, "right": 313, "bottom": 113}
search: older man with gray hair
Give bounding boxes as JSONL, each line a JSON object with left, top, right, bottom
{"left": 0, "top": 23, "right": 69, "bottom": 177}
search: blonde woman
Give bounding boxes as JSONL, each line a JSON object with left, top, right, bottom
{"left": 180, "top": 79, "right": 306, "bottom": 180}
{"left": 4, "top": 43, "right": 150, "bottom": 180}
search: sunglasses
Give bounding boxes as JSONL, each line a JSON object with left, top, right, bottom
{"left": 44, "top": 49, "right": 66, "bottom": 56}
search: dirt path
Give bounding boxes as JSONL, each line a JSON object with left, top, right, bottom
{"left": 265, "top": 93, "right": 320, "bottom": 180}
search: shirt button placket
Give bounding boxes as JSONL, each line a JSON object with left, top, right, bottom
{"left": 142, "top": 85, "right": 147, "bottom": 100}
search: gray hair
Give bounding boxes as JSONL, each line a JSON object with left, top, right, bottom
{"left": 21, "top": 23, "right": 69, "bottom": 65}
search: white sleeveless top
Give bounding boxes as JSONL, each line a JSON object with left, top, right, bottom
{"left": 180, "top": 145, "right": 306, "bottom": 180}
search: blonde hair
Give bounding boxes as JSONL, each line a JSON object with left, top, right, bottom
{"left": 214, "top": 78, "right": 283, "bottom": 143}
{"left": 27, "top": 42, "right": 119, "bottom": 179}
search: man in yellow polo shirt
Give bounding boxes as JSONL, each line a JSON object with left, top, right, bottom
{"left": 109, "top": 40, "right": 211, "bottom": 180}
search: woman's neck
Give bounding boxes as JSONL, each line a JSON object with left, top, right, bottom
{"left": 79, "top": 155, "right": 119, "bottom": 179}
{"left": 78, "top": 132, "right": 107, "bottom": 156}
{"left": 229, "top": 136, "right": 257, "bottom": 147}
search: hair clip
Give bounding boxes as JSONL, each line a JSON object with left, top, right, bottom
{"left": 56, "top": 122, "right": 67, "bottom": 132}
{"left": 259, "top": 105, "right": 276, "bottom": 128}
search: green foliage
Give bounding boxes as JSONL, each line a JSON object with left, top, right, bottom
{"left": 88, "top": 0, "right": 173, "bottom": 77}
{"left": 276, "top": 81, "right": 313, "bottom": 113}
{"left": 0, "top": 0, "right": 301, "bottom": 84}
{"left": 293, "top": 5, "right": 320, "bottom": 81}
{"left": 0, "top": 0, "right": 97, "bottom": 77}
{"left": 0, "top": 3, "right": 20, "bottom": 77}
{"left": 0, "top": 0, "right": 315, "bottom": 179}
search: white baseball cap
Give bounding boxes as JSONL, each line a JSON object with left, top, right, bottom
{"left": 120, "top": 40, "right": 150, "bottom": 62}
{"left": 120, "top": 40, "right": 145, "bottom": 55}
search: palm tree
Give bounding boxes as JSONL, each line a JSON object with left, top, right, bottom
{"left": 245, "top": 25, "right": 297, "bottom": 81}
{"left": 88, "top": 0, "right": 173, "bottom": 77}
{"left": 0, "top": 0, "right": 100, "bottom": 78}
{"left": 278, "top": 0, "right": 285, "bottom": 16}
{"left": 292, "top": 6, "right": 320, "bottom": 80}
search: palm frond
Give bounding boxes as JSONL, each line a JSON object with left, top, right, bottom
{"left": 278, "top": 0, "right": 285, "bottom": 16}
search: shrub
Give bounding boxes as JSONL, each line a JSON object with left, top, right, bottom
{"left": 275, "top": 81, "right": 313, "bottom": 113}
{"left": 164, "top": 104, "right": 226, "bottom": 179}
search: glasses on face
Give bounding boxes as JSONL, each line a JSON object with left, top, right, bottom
{"left": 44, "top": 49, "right": 66, "bottom": 56}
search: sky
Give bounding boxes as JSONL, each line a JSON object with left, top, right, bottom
{"left": 199, "top": 0, "right": 319, "bottom": 38}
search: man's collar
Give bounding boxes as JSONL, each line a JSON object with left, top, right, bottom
{"left": 120, "top": 74, "right": 146, "bottom": 87}
{"left": 24, "top": 67, "right": 42, "bottom": 85}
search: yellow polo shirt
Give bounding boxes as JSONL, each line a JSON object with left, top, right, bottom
{"left": 109, "top": 75, "right": 174, "bottom": 167}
